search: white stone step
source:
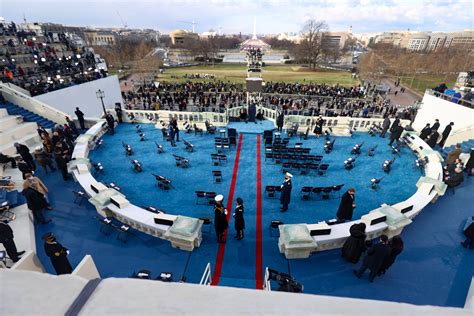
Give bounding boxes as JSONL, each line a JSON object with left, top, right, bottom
{"left": 0, "top": 122, "right": 38, "bottom": 146}
{"left": 0, "top": 116, "right": 19, "bottom": 132}
{"left": 0, "top": 133, "right": 41, "bottom": 156}
{"left": 0, "top": 108, "right": 9, "bottom": 118}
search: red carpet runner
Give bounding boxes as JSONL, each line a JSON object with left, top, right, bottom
{"left": 255, "top": 134, "right": 263, "bottom": 289}
{"left": 211, "top": 133, "right": 244, "bottom": 285}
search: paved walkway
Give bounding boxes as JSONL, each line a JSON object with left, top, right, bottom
{"left": 381, "top": 78, "right": 423, "bottom": 107}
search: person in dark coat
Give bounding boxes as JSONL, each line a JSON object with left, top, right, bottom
{"left": 380, "top": 117, "right": 390, "bottom": 138}
{"left": 66, "top": 117, "right": 78, "bottom": 138}
{"left": 168, "top": 124, "right": 176, "bottom": 147}
{"left": 313, "top": 116, "right": 324, "bottom": 137}
{"left": 276, "top": 112, "right": 284, "bottom": 132}
{"left": 14, "top": 143, "right": 36, "bottom": 171}
{"left": 54, "top": 141, "right": 70, "bottom": 181}
{"left": 431, "top": 119, "right": 440, "bottom": 131}
{"left": 106, "top": 113, "right": 115, "bottom": 135}
{"left": 337, "top": 188, "right": 356, "bottom": 221}
{"left": 388, "top": 124, "right": 404, "bottom": 146}
{"left": 438, "top": 122, "right": 454, "bottom": 147}
{"left": 75, "top": 107, "right": 85, "bottom": 130}
{"left": 0, "top": 153, "right": 17, "bottom": 168}
{"left": 354, "top": 234, "right": 390, "bottom": 282}
{"left": 379, "top": 235, "right": 404, "bottom": 275}
{"left": 465, "top": 149, "right": 474, "bottom": 176}
{"left": 461, "top": 218, "right": 474, "bottom": 249}
{"left": 22, "top": 181, "right": 51, "bottom": 224}
{"left": 426, "top": 130, "right": 439, "bottom": 148}
{"left": 444, "top": 167, "right": 464, "bottom": 188}
{"left": 233, "top": 197, "right": 245, "bottom": 240}
{"left": 42, "top": 232, "right": 73, "bottom": 275}
{"left": 0, "top": 220, "right": 25, "bottom": 262}
{"left": 389, "top": 117, "right": 400, "bottom": 132}
{"left": 419, "top": 123, "right": 431, "bottom": 140}
{"left": 280, "top": 172, "right": 293, "bottom": 212}
{"left": 115, "top": 103, "right": 123, "bottom": 123}
{"left": 341, "top": 223, "right": 367, "bottom": 263}
{"left": 171, "top": 116, "right": 179, "bottom": 142}
{"left": 214, "top": 195, "right": 228, "bottom": 243}
{"left": 17, "top": 157, "right": 33, "bottom": 179}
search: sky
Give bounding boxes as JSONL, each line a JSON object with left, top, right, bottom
{"left": 1, "top": 0, "right": 473, "bottom": 34}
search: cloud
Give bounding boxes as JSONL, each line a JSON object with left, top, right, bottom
{"left": 2, "top": 0, "right": 471, "bottom": 33}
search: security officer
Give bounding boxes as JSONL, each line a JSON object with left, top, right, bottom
{"left": 0, "top": 219, "right": 25, "bottom": 263}
{"left": 280, "top": 172, "right": 293, "bottom": 212}
{"left": 233, "top": 197, "right": 245, "bottom": 240}
{"left": 42, "top": 232, "right": 73, "bottom": 275}
{"left": 214, "top": 195, "right": 228, "bottom": 243}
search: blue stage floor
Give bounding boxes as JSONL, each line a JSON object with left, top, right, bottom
{"left": 33, "top": 123, "right": 474, "bottom": 307}
{"left": 227, "top": 119, "right": 276, "bottom": 134}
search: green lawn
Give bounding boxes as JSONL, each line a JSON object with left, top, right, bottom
{"left": 398, "top": 75, "right": 457, "bottom": 95}
{"left": 157, "top": 64, "right": 360, "bottom": 86}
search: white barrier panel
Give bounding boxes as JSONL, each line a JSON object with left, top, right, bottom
{"left": 34, "top": 75, "right": 123, "bottom": 119}
{"left": 0, "top": 83, "right": 69, "bottom": 125}
{"left": 124, "top": 109, "right": 228, "bottom": 128}
{"left": 72, "top": 255, "right": 101, "bottom": 280}
{"left": 10, "top": 250, "right": 45, "bottom": 273}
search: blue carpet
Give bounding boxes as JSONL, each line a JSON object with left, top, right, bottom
{"left": 32, "top": 122, "right": 474, "bottom": 307}
{"left": 0, "top": 102, "right": 56, "bottom": 129}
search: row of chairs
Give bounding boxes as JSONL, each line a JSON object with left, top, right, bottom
{"left": 265, "top": 147, "right": 312, "bottom": 154}
{"left": 282, "top": 162, "right": 329, "bottom": 176}
{"left": 300, "top": 184, "right": 345, "bottom": 201}
{"left": 265, "top": 153, "right": 323, "bottom": 164}
{"left": 153, "top": 174, "right": 173, "bottom": 191}
{"left": 265, "top": 185, "right": 282, "bottom": 198}
{"left": 97, "top": 216, "right": 131, "bottom": 243}
{"left": 173, "top": 154, "right": 189, "bottom": 168}
{"left": 211, "top": 153, "right": 227, "bottom": 166}
{"left": 195, "top": 191, "right": 217, "bottom": 205}
{"left": 212, "top": 170, "right": 223, "bottom": 183}
{"left": 215, "top": 137, "right": 230, "bottom": 153}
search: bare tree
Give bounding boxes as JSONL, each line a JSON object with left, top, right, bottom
{"left": 298, "top": 19, "right": 328, "bottom": 69}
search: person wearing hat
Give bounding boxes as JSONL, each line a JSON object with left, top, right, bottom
{"left": 14, "top": 142, "right": 36, "bottom": 171}
{"left": 42, "top": 232, "right": 73, "bottom": 275}
{"left": 280, "top": 173, "right": 293, "bottom": 212}
{"left": 33, "top": 146, "right": 56, "bottom": 174}
{"left": 214, "top": 195, "right": 228, "bottom": 243}
{"left": 233, "top": 198, "right": 245, "bottom": 240}
{"left": 337, "top": 188, "right": 356, "bottom": 221}
{"left": 0, "top": 219, "right": 25, "bottom": 263}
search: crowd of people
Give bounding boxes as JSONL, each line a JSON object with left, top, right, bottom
{"left": 1, "top": 21, "right": 105, "bottom": 96}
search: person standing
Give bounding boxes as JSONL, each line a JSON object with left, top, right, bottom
{"left": 313, "top": 116, "right": 324, "bottom": 138}
{"left": 431, "top": 119, "right": 440, "bottom": 132}
{"left": 438, "top": 122, "right": 454, "bottom": 147}
{"left": 14, "top": 143, "right": 36, "bottom": 171}
{"left": 354, "top": 234, "right": 390, "bottom": 282}
{"left": 389, "top": 124, "right": 404, "bottom": 146}
{"left": 65, "top": 117, "right": 79, "bottom": 138}
{"left": 168, "top": 124, "right": 176, "bottom": 147}
{"left": 389, "top": 116, "right": 400, "bottom": 133}
{"left": 34, "top": 147, "right": 56, "bottom": 174}
{"left": 22, "top": 181, "right": 51, "bottom": 224}
{"left": 214, "top": 195, "right": 228, "bottom": 243}
{"left": 426, "top": 130, "right": 440, "bottom": 148}
{"left": 280, "top": 172, "right": 293, "bottom": 212}
{"left": 341, "top": 223, "right": 367, "bottom": 264}
{"left": 233, "top": 197, "right": 245, "bottom": 240}
{"left": 75, "top": 107, "right": 85, "bottom": 130}
{"left": 419, "top": 123, "right": 431, "bottom": 140}
{"left": 446, "top": 143, "right": 462, "bottom": 165}
{"left": 24, "top": 173, "right": 52, "bottom": 210}
{"left": 380, "top": 116, "right": 390, "bottom": 138}
{"left": 0, "top": 219, "right": 25, "bottom": 263}
{"left": 276, "top": 112, "right": 284, "bottom": 133}
{"left": 115, "top": 103, "right": 123, "bottom": 123}
{"left": 337, "top": 188, "right": 356, "bottom": 221}
{"left": 54, "top": 141, "right": 70, "bottom": 181}
{"left": 379, "top": 235, "right": 404, "bottom": 275}
{"left": 171, "top": 116, "right": 180, "bottom": 142}
{"left": 106, "top": 113, "right": 115, "bottom": 135}
{"left": 42, "top": 232, "right": 73, "bottom": 275}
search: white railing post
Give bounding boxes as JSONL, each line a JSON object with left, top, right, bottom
{"left": 199, "top": 262, "right": 212, "bottom": 286}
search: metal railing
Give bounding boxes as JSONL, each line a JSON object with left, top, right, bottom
{"left": 199, "top": 262, "right": 212, "bottom": 286}
{"left": 426, "top": 89, "right": 474, "bottom": 109}
{"left": 263, "top": 267, "right": 271, "bottom": 291}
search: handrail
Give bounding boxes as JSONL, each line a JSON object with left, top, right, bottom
{"left": 263, "top": 267, "right": 271, "bottom": 291}
{"left": 199, "top": 262, "right": 212, "bottom": 286}
{"left": 0, "top": 83, "right": 69, "bottom": 125}
{"left": 426, "top": 89, "right": 474, "bottom": 109}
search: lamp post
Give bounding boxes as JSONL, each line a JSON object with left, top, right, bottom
{"left": 96, "top": 89, "right": 106, "bottom": 117}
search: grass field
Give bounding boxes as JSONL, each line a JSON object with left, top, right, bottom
{"left": 157, "top": 64, "right": 360, "bottom": 86}
{"left": 399, "top": 74, "right": 457, "bottom": 95}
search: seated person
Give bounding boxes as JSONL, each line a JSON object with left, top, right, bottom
{"left": 444, "top": 167, "right": 464, "bottom": 187}
{"left": 0, "top": 153, "right": 17, "bottom": 168}
{"left": 256, "top": 111, "right": 264, "bottom": 121}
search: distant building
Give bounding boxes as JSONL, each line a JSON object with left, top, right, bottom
{"left": 322, "top": 32, "right": 351, "bottom": 49}
{"left": 276, "top": 32, "right": 301, "bottom": 43}
{"left": 84, "top": 31, "right": 116, "bottom": 46}
{"left": 200, "top": 31, "right": 217, "bottom": 39}
{"left": 426, "top": 33, "right": 447, "bottom": 51}
{"left": 170, "top": 29, "right": 198, "bottom": 45}
{"left": 407, "top": 33, "right": 430, "bottom": 51}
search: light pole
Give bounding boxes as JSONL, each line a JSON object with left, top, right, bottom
{"left": 96, "top": 89, "right": 106, "bottom": 117}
